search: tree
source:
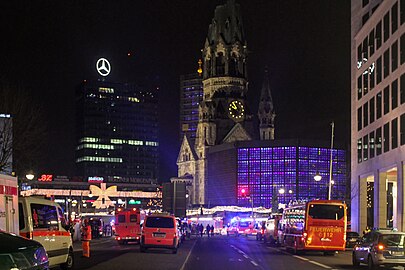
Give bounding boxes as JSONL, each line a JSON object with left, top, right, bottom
{"left": 0, "top": 81, "right": 46, "bottom": 175}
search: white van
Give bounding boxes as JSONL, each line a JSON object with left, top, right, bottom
{"left": 19, "top": 196, "right": 74, "bottom": 269}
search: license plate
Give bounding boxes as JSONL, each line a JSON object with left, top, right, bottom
{"left": 153, "top": 233, "right": 166, "bottom": 238}
{"left": 391, "top": 251, "right": 403, "bottom": 256}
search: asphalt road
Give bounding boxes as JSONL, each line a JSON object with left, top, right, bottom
{"left": 65, "top": 235, "right": 404, "bottom": 270}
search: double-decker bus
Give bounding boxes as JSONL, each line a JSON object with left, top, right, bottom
{"left": 115, "top": 207, "right": 145, "bottom": 244}
{"left": 279, "top": 200, "right": 347, "bottom": 254}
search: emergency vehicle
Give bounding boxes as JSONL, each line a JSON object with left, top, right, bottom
{"left": 19, "top": 196, "right": 74, "bottom": 269}
{"left": 115, "top": 207, "right": 144, "bottom": 244}
{"left": 0, "top": 174, "right": 18, "bottom": 233}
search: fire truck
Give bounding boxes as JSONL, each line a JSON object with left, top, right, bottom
{"left": 0, "top": 174, "right": 18, "bottom": 233}
{"left": 115, "top": 208, "right": 145, "bottom": 244}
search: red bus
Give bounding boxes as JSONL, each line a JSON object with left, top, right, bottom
{"left": 279, "top": 200, "right": 347, "bottom": 254}
{"left": 115, "top": 208, "right": 145, "bottom": 244}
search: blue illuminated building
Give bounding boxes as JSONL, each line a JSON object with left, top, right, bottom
{"left": 206, "top": 140, "right": 347, "bottom": 209}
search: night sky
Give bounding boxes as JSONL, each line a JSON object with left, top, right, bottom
{"left": 0, "top": 1, "right": 350, "bottom": 182}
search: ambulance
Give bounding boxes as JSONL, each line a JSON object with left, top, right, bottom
{"left": 115, "top": 207, "right": 144, "bottom": 244}
{"left": 0, "top": 174, "right": 18, "bottom": 233}
{"left": 19, "top": 196, "right": 74, "bottom": 269}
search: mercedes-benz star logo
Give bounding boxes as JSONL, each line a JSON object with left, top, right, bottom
{"left": 96, "top": 58, "right": 111, "bottom": 77}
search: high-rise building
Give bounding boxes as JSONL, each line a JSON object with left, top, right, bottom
{"left": 351, "top": 0, "right": 405, "bottom": 233}
{"left": 75, "top": 79, "right": 159, "bottom": 184}
{"left": 0, "top": 114, "right": 12, "bottom": 175}
{"left": 179, "top": 73, "right": 203, "bottom": 143}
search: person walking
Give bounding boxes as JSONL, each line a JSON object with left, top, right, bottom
{"left": 199, "top": 224, "right": 204, "bottom": 238}
{"left": 81, "top": 219, "right": 92, "bottom": 258}
{"left": 210, "top": 225, "right": 214, "bottom": 237}
{"left": 206, "top": 224, "right": 211, "bottom": 238}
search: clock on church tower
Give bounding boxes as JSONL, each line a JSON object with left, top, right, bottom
{"left": 228, "top": 100, "right": 245, "bottom": 121}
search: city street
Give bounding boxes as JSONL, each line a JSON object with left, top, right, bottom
{"left": 68, "top": 235, "right": 381, "bottom": 270}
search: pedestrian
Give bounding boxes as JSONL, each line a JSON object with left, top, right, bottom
{"left": 199, "top": 224, "right": 204, "bottom": 237}
{"left": 81, "top": 219, "right": 92, "bottom": 258}
{"left": 210, "top": 225, "right": 214, "bottom": 237}
{"left": 206, "top": 224, "right": 211, "bottom": 238}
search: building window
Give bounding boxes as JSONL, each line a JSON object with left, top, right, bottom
{"left": 369, "top": 131, "right": 375, "bottom": 159}
{"left": 363, "top": 135, "right": 369, "bottom": 161}
{"left": 384, "top": 86, "right": 390, "bottom": 114}
{"left": 363, "top": 72, "right": 368, "bottom": 95}
{"left": 362, "top": 13, "right": 370, "bottom": 26}
{"left": 370, "top": 97, "right": 375, "bottom": 124}
{"left": 377, "top": 56, "right": 382, "bottom": 84}
{"left": 358, "top": 45, "right": 363, "bottom": 67}
{"left": 358, "top": 138, "right": 362, "bottom": 163}
{"left": 401, "top": 0, "right": 405, "bottom": 25}
{"left": 401, "top": 113, "right": 405, "bottom": 145}
{"left": 363, "top": 37, "right": 369, "bottom": 61}
{"left": 392, "top": 41, "right": 398, "bottom": 72}
{"left": 369, "top": 30, "right": 375, "bottom": 57}
{"left": 376, "top": 127, "right": 382, "bottom": 155}
{"left": 377, "top": 91, "right": 382, "bottom": 119}
{"left": 384, "top": 49, "right": 390, "bottom": 78}
{"left": 364, "top": 102, "right": 369, "bottom": 127}
{"left": 384, "top": 12, "right": 390, "bottom": 42}
{"left": 392, "top": 118, "right": 398, "bottom": 149}
{"left": 362, "top": 0, "right": 369, "bottom": 8}
{"left": 358, "top": 107, "right": 362, "bottom": 131}
{"left": 393, "top": 2, "right": 399, "bottom": 34}
{"left": 370, "top": 63, "right": 375, "bottom": 91}
{"left": 358, "top": 76, "right": 363, "bottom": 100}
{"left": 376, "top": 21, "right": 382, "bottom": 49}
{"left": 384, "top": 122, "right": 390, "bottom": 152}
{"left": 392, "top": 79, "right": 398, "bottom": 110}
{"left": 401, "top": 73, "right": 405, "bottom": 104}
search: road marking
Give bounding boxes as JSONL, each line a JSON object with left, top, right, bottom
{"left": 251, "top": 260, "right": 259, "bottom": 267}
{"left": 243, "top": 254, "right": 249, "bottom": 259}
{"left": 180, "top": 239, "right": 197, "bottom": 270}
{"left": 231, "top": 244, "right": 260, "bottom": 268}
{"left": 293, "top": 255, "right": 332, "bottom": 269}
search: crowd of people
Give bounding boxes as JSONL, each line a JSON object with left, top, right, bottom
{"left": 192, "top": 223, "right": 215, "bottom": 237}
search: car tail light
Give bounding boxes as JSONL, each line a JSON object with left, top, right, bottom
{"left": 116, "top": 236, "right": 121, "bottom": 240}
{"left": 378, "top": 244, "right": 385, "bottom": 251}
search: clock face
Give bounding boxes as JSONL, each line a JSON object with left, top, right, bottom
{"left": 228, "top": 100, "right": 245, "bottom": 120}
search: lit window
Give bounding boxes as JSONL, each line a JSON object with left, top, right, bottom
{"left": 99, "top": 87, "right": 114, "bottom": 93}
{"left": 128, "top": 97, "right": 140, "bottom": 102}
{"left": 79, "top": 137, "right": 99, "bottom": 143}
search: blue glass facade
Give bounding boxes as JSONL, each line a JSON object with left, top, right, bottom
{"left": 237, "top": 146, "right": 347, "bottom": 208}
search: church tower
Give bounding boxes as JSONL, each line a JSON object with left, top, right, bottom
{"left": 177, "top": 0, "right": 253, "bottom": 206}
{"left": 258, "top": 67, "right": 276, "bottom": 140}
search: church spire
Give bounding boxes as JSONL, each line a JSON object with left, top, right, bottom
{"left": 258, "top": 67, "right": 276, "bottom": 140}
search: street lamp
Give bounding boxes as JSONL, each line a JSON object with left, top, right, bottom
{"left": 314, "top": 172, "right": 322, "bottom": 182}
{"left": 26, "top": 172, "right": 35, "bottom": 181}
{"left": 328, "top": 121, "right": 335, "bottom": 200}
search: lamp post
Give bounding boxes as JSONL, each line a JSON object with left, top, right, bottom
{"left": 328, "top": 121, "right": 335, "bottom": 200}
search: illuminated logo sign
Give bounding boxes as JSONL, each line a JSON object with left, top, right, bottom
{"left": 96, "top": 58, "right": 111, "bottom": 77}
{"left": 88, "top": 176, "right": 104, "bottom": 182}
{"left": 38, "top": 174, "right": 53, "bottom": 182}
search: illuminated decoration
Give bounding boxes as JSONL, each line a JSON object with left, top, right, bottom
{"left": 99, "top": 87, "right": 114, "bottom": 93}
{"left": 237, "top": 146, "right": 346, "bottom": 209}
{"left": 197, "top": 59, "right": 203, "bottom": 75}
{"left": 96, "top": 58, "right": 111, "bottom": 77}
{"left": 128, "top": 97, "right": 140, "bottom": 103}
{"left": 21, "top": 188, "right": 158, "bottom": 198}
{"left": 90, "top": 183, "right": 117, "bottom": 209}
{"left": 76, "top": 156, "right": 123, "bottom": 163}
{"left": 228, "top": 100, "right": 245, "bottom": 120}
{"left": 0, "top": 114, "right": 11, "bottom": 118}
{"left": 88, "top": 176, "right": 104, "bottom": 182}
{"left": 38, "top": 174, "right": 53, "bottom": 182}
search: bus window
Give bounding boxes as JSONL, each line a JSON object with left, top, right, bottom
{"left": 308, "top": 204, "right": 344, "bottom": 220}
{"left": 130, "top": 214, "right": 137, "bottom": 223}
{"left": 118, "top": 215, "right": 126, "bottom": 223}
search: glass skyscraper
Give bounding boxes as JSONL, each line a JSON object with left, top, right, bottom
{"left": 75, "top": 80, "right": 159, "bottom": 184}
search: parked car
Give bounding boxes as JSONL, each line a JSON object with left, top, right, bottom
{"left": 346, "top": 231, "right": 360, "bottom": 248}
{"left": 0, "top": 230, "right": 49, "bottom": 270}
{"left": 140, "top": 214, "right": 180, "bottom": 254}
{"left": 352, "top": 229, "right": 405, "bottom": 269}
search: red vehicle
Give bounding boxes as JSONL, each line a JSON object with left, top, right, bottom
{"left": 279, "top": 200, "right": 347, "bottom": 255}
{"left": 115, "top": 208, "right": 144, "bottom": 245}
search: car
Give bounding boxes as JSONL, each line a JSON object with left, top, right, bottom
{"left": 352, "top": 229, "right": 405, "bottom": 269}
{"left": 0, "top": 230, "right": 49, "bottom": 270}
{"left": 346, "top": 231, "right": 360, "bottom": 248}
{"left": 226, "top": 225, "right": 239, "bottom": 236}
{"left": 140, "top": 214, "right": 180, "bottom": 254}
